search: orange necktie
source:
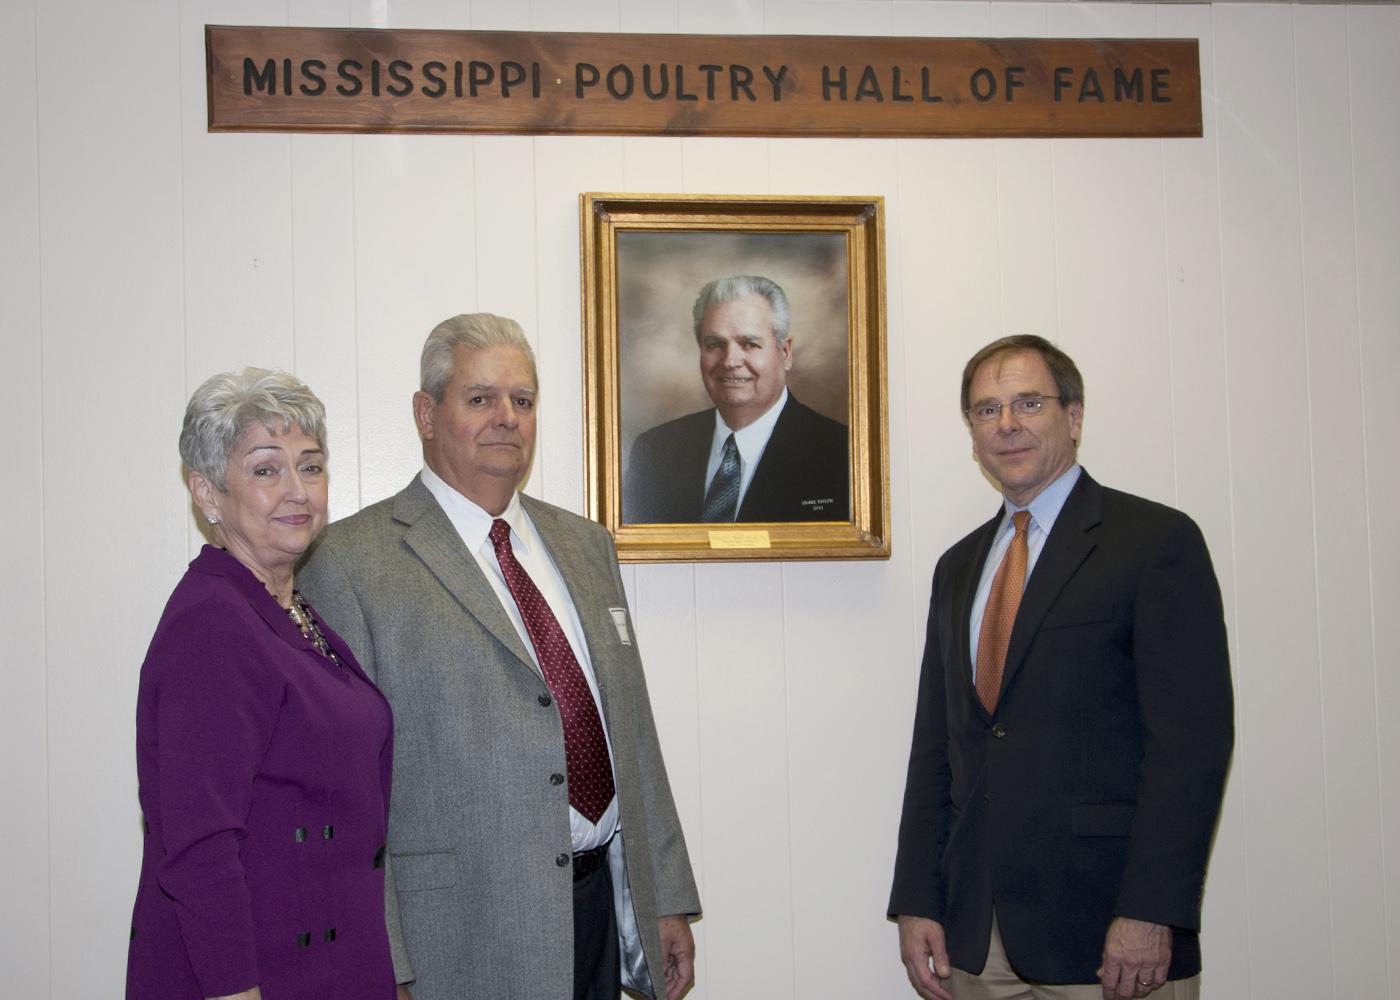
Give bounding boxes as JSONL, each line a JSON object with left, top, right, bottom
{"left": 975, "top": 510, "right": 1031, "bottom": 713}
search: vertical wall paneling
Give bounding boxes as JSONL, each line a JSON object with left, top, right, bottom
{"left": 286, "top": 0, "right": 361, "bottom": 517}
{"left": 0, "top": 0, "right": 49, "bottom": 993}
{"left": 531, "top": 0, "right": 621, "bottom": 33}
{"left": 1349, "top": 6, "right": 1400, "bottom": 996}
{"left": 467, "top": 0, "right": 530, "bottom": 32}
{"left": 693, "top": 562, "right": 796, "bottom": 1000}
{"left": 1294, "top": 7, "right": 1387, "bottom": 999}
{"left": 1155, "top": 5, "right": 1249, "bottom": 995}
{"left": 1046, "top": 3, "right": 1176, "bottom": 504}
{"left": 1214, "top": 6, "right": 1331, "bottom": 998}
{"left": 621, "top": 137, "right": 685, "bottom": 192}
{"left": 602, "top": 45, "right": 706, "bottom": 981}
{"left": 9, "top": 4, "right": 1400, "bottom": 998}
{"left": 532, "top": 135, "right": 624, "bottom": 510}
{"left": 619, "top": 0, "right": 679, "bottom": 35}
{"left": 349, "top": 132, "right": 478, "bottom": 506}
{"left": 677, "top": 138, "right": 774, "bottom": 196}
{"left": 179, "top": 1, "right": 295, "bottom": 402}
{"left": 988, "top": 2, "right": 1060, "bottom": 357}
{"left": 769, "top": 139, "right": 913, "bottom": 999}
{"left": 626, "top": 563, "right": 708, "bottom": 993}
{"left": 345, "top": 1, "right": 480, "bottom": 507}
{"left": 35, "top": 0, "right": 189, "bottom": 994}
{"left": 890, "top": 0, "right": 999, "bottom": 583}
{"left": 677, "top": 0, "right": 765, "bottom": 34}
{"left": 288, "top": 0, "right": 360, "bottom": 518}
{"left": 471, "top": 137, "right": 539, "bottom": 332}
{"left": 675, "top": 133, "right": 794, "bottom": 999}
{"left": 764, "top": 0, "right": 894, "bottom": 36}
{"left": 890, "top": 134, "right": 1005, "bottom": 565}
{"left": 287, "top": 131, "right": 362, "bottom": 519}
{"left": 892, "top": 0, "right": 996, "bottom": 38}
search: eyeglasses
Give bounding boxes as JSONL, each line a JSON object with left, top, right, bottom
{"left": 966, "top": 395, "right": 1062, "bottom": 424}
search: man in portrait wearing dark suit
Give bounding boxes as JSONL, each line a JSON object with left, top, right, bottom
{"left": 623, "top": 274, "right": 849, "bottom": 524}
{"left": 299, "top": 314, "right": 701, "bottom": 1000}
{"left": 888, "top": 335, "right": 1233, "bottom": 1000}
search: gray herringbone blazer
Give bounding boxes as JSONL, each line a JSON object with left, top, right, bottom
{"left": 298, "top": 476, "right": 700, "bottom": 1000}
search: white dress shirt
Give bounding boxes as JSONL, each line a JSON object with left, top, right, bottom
{"left": 702, "top": 388, "right": 790, "bottom": 518}
{"left": 421, "top": 465, "right": 619, "bottom": 851}
{"left": 968, "top": 464, "right": 1082, "bottom": 678}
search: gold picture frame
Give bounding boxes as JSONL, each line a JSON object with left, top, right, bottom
{"left": 580, "top": 193, "right": 889, "bottom": 563}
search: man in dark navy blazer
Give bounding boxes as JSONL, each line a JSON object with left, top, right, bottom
{"left": 623, "top": 275, "right": 849, "bottom": 524}
{"left": 889, "top": 336, "right": 1233, "bottom": 1000}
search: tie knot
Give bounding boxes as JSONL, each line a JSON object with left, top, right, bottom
{"left": 489, "top": 518, "right": 512, "bottom": 549}
{"left": 1011, "top": 510, "right": 1031, "bottom": 534}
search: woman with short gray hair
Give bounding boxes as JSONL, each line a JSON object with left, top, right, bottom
{"left": 126, "top": 368, "right": 397, "bottom": 1000}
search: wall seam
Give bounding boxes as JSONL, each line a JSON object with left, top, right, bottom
{"left": 1288, "top": 7, "right": 1338, "bottom": 996}
{"left": 1152, "top": 4, "right": 1181, "bottom": 506}
{"left": 1208, "top": 5, "right": 1253, "bottom": 994}
{"left": 779, "top": 565, "right": 798, "bottom": 1000}
{"left": 347, "top": 0, "right": 363, "bottom": 511}
{"left": 350, "top": 131, "right": 363, "bottom": 512}
{"left": 686, "top": 565, "right": 707, "bottom": 991}
{"left": 30, "top": 0, "right": 53, "bottom": 991}
{"left": 1345, "top": 6, "right": 1391, "bottom": 996}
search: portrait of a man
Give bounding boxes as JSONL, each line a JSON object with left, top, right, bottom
{"left": 618, "top": 233, "right": 852, "bottom": 526}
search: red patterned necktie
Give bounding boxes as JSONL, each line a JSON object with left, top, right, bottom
{"left": 975, "top": 510, "right": 1031, "bottom": 713}
{"left": 489, "top": 518, "right": 616, "bottom": 823}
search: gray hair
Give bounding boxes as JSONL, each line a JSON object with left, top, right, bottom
{"left": 960, "top": 334, "right": 1085, "bottom": 414}
{"left": 421, "top": 313, "right": 538, "bottom": 403}
{"left": 691, "top": 275, "right": 792, "bottom": 345}
{"left": 179, "top": 368, "right": 327, "bottom": 490}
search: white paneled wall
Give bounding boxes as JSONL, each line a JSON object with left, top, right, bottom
{"left": 2, "top": 3, "right": 1397, "bottom": 998}
{"left": 0, "top": 0, "right": 48, "bottom": 994}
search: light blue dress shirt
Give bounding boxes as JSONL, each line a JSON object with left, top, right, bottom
{"left": 968, "top": 464, "right": 1082, "bottom": 678}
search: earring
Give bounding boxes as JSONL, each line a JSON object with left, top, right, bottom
{"left": 206, "top": 514, "right": 219, "bottom": 525}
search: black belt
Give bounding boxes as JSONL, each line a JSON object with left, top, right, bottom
{"left": 572, "top": 840, "right": 611, "bottom": 882}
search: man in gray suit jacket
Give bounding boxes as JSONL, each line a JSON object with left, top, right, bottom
{"left": 299, "top": 314, "right": 701, "bottom": 1000}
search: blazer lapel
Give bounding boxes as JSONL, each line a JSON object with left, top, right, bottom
{"left": 196, "top": 545, "right": 319, "bottom": 655}
{"left": 739, "top": 398, "right": 798, "bottom": 517}
{"left": 677, "top": 412, "right": 716, "bottom": 521}
{"left": 998, "top": 471, "right": 1103, "bottom": 701}
{"left": 393, "top": 476, "right": 542, "bottom": 680}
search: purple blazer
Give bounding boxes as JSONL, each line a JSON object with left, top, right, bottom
{"left": 126, "top": 545, "right": 396, "bottom": 999}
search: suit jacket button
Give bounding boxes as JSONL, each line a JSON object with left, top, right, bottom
{"left": 556, "top": 852, "right": 570, "bottom": 867}
{"left": 991, "top": 723, "right": 1007, "bottom": 739}
{"left": 550, "top": 772, "right": 565, "bottom": 785}
{"left": 538, "top": 693, "right": 553, "bottom": 707}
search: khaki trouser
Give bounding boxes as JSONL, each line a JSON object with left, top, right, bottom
{"left": 948, "top": 914, "right": 1201, "bottom": 1000}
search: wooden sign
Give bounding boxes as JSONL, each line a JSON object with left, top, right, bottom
{"left": 206, "top": 26, "right": 1202, "bottom": 139}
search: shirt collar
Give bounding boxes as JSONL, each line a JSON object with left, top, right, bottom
{"left": 713, "top": 387, "right": 789, "bottom": 461}
{"left": 1003, "top": 463, "right": 1081, "bottom": 534}
{"left": 420, "top": 464, "right": 526, "bottom": 554}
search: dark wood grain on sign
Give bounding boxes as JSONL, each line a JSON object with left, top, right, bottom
{"left": 207, "top": 26, "right": 1202, "bottom": 139}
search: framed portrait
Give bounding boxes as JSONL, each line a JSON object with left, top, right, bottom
{"left": 580, "top": 193, "right": 889, "bottom": 563}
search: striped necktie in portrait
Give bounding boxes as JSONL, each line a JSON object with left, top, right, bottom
{"left": 701, "top": 433, "right": 741, "bottom": 522}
